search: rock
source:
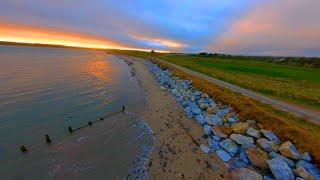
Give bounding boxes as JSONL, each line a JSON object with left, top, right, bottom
{"left": 212, "top": 126, "right": 228, "bottom": 139}
{"left": 160, "top": 86, "right": 166, "bottom": 90}
{"left": 206, "top": 106, "right": 219, "bottom": 114}
{"left": 230, "top": 134, "right": 254, "bottom": 147}
{"left": 296, "top": 160, "right": 320, "bottom": 179}
{"left": 216, "top": 149, "right": 231, "bottom": 162}
{"left": 279, "top": 141, "right": 301, "bottom": 160}
{"left": 195, "top": 114, "right": 206, "bottom": 125}
{"left": 219, "top": 139, "right": 238, "bottom": 156}
{"left": 247, "top": 127, "right": 261, "bottom": 138}
{"left": 201, "top": 93, "right": 209, "bottom": 98}
{"left": 228, "top": 117, "right": 239, "bottom": 124}
{"left": 301, "top": 152, "right": 312, "bottom": 162}
{"left": 203, "top": 124, "right": 212, "bottom": 135}
{"left": 268, "top": 158, "right": 295, "bottom": 180}
{"left": 199, "top": 103, "right": 210, "bottom": 110}
{"left": 261, "top": 129, "right": 281, "bottom": 144}
{"left": 239, "top": 149, "right": 249, "bottom": 164}
{"left": 231, "top": 123, "right": 250, "bottom": 134}
{"left": 200, "top": 144, "right": 211, "bottom": 154}
{"left": 191, "top": 107, "right": 202, "bottom": 115}
{"left": 293, "top": 167, "right": 314, "bottom": 180}
{"left": 220, "top": 125, "right": 234, "bottom": 135}
{"left": 269, "top": 152, "right": 295, "bottom": 168}
{"left": 231, "top": 168, "right": 263, "bottom": 180}
{"left": 212, "top": 135, "right": 221, "bottom": 141}
{"left": 246, "top": 148, "right": 269, "bottom": 169}
{"left": 208, "top": 137, "right": 220, "bottom": 151}
{"left": 263, "top": 176, "right": 274, "bottom": 180}
{"left": 205, "top": 114, "right": 222, "bottom": 126}
{"left": 257, "top": 138, "right": 279, "bottom": 152}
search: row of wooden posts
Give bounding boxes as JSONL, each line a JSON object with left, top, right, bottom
{"left": 20, "top": 106, "right": 125, "bottom": 153}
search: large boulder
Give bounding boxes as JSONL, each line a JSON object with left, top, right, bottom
{"left": 230, "top": 134, "right": 254, "bottom": 147}
{"left": 279, "top": 141, "right": 301, "bottom": 160}
{"left": 261, "top": 129, "right": 281, "bottom": 144}
{"left": 231, "top": 168, "right": 263, "bottom": 180}
{"left": 231, "top": 123, "right": 250, "bottom": 134}
{"left": 296, "top": 160, "right": 320, "bottom": 179}
{"left": 247, "top": 127, "right": 261, "bottom": 138}
{"left": 257, "top": 138, "right": 279, "bottom": 152}
{"left": 219, "top": 139, "right": 238, "bottom": 156}
{"left": 269, "top": 152, "right": 295, "bottom": 168}
{"left": 293, "top": 167, "right": 314, "bottom": 180}
{"left": 246, "top": 148, "right": 269, "bottom": 169}
{"left": 205, "top": 114, "right": 222, "bottom": 126}
{"left": 267, "top": 158, "right": 295, "bottom": 180}
{"left": 216, "top": 149, "right": 231, "bottom": 162}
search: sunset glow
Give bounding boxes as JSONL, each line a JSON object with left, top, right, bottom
{"left": 0, "top": 22, "right": 165, "bottom": 52}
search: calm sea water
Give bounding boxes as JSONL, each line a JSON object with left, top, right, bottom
{"left": 0, "top": 45, "right": 154, "bottom": 179}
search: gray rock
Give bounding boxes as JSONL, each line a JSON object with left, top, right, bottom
{"left": 231, "top": 168, "right": 263, "bottom": 180}
{"left": 263, "top": 176, "right": 274, "bottom": 180}
{"left": 261, "top": 129, "right": 281, "bottom": 144}
{"left": 212, "top": 126, "right": 228, "bottom": 139}
{"left": 239, "top": 149, "right": 250, "bottom": 164}
{"left": 216, "top": 149, "right": 231, "bottom": 162}
{"left": 301, "top": 152, "right": 312, "bottom": 162}
{"left": 219, "top": 139, "right": 238, "bottom": 156}
{"left": 293, "top": 167, "right": 314, "bottom": 180}
{"left": 199, "top": 102, "right": 210, "bottom": 110}
{"left": 230, "top": 133, "right": 254, "bottom": 146}
{"left": 269, "top": 152, "right": 295, "bottom": 168}
{"left": 279, "top": 141, "right": 301, "bottom": 160}
{"left": 203, "top": 124, "right": 212, "bottom": 135}
{"left": 208, "top": 137, "right": 220, "bottom": 151}
{"left": 234, "top": 158, "right": 248, "bottom": 168}
{"left": 205, "top": 114, "right": 222, "bottom": 126}
{"left": 257, "top": 138, "right": 279, "bottom": 152}
{"left": 268, "top": 158, "right": 295, "bottom": 180}
{"left": 296, "top": 160, "right": 320, "bottom": 179}
{"left": 212, "top": 135, "right": 221, "bottom": 141}
{"left": 192, "top": 106, "right": 202, "bottom": 115}
{"left": 200, "top": 144, "right": 211, "bottom": 154}
{"left": 247, "top": 127, "right": 261, "bottom": 138}
{"left": 195, "top": 114, "right": 206, "bottom": 125}
{"left": 228, "top": 117, "right": 239, "bottom": 124}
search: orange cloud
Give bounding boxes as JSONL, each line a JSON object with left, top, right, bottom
{"left": 131, "top": 35, "right": 186, "bottom": 49}
{"left": 209, "top": 0, "right": 320, "bottom": 56}
{"left": 0, "top": 22, "right": 166, "bottom": 52}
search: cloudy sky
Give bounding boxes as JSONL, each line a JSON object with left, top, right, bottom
{"left": 0, "top": 0, "right": 319, "bottom": 56}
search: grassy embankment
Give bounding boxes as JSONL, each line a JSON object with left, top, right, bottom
{"left": 108, "top": 49, "right": 320, "bottom": 165}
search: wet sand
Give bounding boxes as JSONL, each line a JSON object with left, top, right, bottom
{"left": 125, "top": 56, "right": 229, "bottom": 179}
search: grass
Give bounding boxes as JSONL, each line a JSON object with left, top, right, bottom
{"left": 108, "top": 50, "right": 320, "bottom": 110}
{"left": 153, "top": 60, "right": 320, "bottom": 166}
{"left": 108, "top": 49, "right": 320, "bottom": 165}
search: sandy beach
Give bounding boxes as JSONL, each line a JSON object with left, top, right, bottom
{"left": 124, "top": 56, "right": 229, "bottom": 179}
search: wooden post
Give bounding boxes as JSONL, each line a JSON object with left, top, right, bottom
{"left": 68, "top": 126, "right": 73, "bottom": 133}
{"left": 88, "top": 121, "right": 92, "bottom": 126}
{"left": 20, "top": 145, "right": 27, "bottom": 153}
{"left": 122, "top": 105, "right": 125, "bottom": 111}
{"left": 45, "top": 134, "right": 52, "bottom": 144}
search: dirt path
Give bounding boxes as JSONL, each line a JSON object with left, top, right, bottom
{"left": 149, "top": 57, "right": 320, "bottom": 125}
{"left": 129, "top": 58, "right": 229, "bottom": 179}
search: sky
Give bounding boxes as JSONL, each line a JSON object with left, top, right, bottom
{"left": 0, "top": 0, "right": 319, "bottom": 56}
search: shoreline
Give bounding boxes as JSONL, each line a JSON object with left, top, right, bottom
{"left": 125, "top": 56, "right": 227, "bottom": 179}
{"left": 121, "top": 55, "right": 320, "bottom": 179}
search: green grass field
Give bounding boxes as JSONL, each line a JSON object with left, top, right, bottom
{"left": 109, "top": 50, "right": 320, "bottom": 110}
